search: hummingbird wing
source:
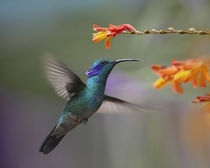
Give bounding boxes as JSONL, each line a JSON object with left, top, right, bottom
{"left": 45, "top": 56, "right": 85, "bottom": 100}
{"left": 97, "top": 95, "right": 156, "bottom": 114}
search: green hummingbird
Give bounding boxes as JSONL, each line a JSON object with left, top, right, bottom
{"left": 40, "top": 57, "right": 144, "bottom": 154}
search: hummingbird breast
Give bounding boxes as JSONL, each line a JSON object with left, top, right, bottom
{"left": 64, "top": 87, "right": 104, "bottom": 118}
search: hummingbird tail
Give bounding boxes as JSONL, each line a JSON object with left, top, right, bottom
{"left": 39, "top": 126, "right": 65, "bottom": 155}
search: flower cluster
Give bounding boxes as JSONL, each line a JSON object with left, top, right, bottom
{"left": 151, "top": 57, "right": 210, "bottom": 93}
{"left": 92, "top": 24, "right": 137, "bottom": 49}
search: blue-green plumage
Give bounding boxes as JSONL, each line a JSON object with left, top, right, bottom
{"left": 40, "top": 58, "right": 140, "bottom": 154}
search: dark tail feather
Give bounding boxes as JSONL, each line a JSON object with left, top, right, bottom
{"left": 39, "top": 127, "right": 65, "bottom": 155}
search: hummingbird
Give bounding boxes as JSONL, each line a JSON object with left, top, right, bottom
{"left": 40, "top": 57, "right": 144, "bottom": 154}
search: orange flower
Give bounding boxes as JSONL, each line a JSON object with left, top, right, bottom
{"left": 192, "top": 95, "right": 210, "bottom": 103}
{"left": 192, "top": 95, "right": 210, "bottom": 112}
{"left": 92, "top": 24, "right": 137, "bottom": 49}
{"left": 151, "top": 57, "right": 210, "bottom": 93}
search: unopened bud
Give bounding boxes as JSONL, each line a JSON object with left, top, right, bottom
{"left": 188, "top": 27, "right": 196, "bottom": 32}
{"left": 168, "top": 27, "right": 175, "bottom": 32}
{"left": 160, "top": 30, "right": 167, "bottom": 34}
{"left": 144, "top": 30, "right": 150, "bottom": 34}
{"left": 198, "top": 31, "right": 206, "bottom": 35}
{"left": 178, "top": 30, "right": 185, "bottom": 34}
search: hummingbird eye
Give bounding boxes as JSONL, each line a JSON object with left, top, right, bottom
{"left": 100, "top": 60, "right": 108, "bottom": 65}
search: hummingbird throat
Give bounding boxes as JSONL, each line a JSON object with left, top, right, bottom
{"left": 86, "top": 64, "right": 104, "bottom": 77}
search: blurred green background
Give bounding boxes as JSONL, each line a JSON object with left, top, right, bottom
{"left": 1, "top": 0, "right": 210, "bottom": 168}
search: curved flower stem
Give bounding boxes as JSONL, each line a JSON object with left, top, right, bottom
{"left": 122, "top": 27, "right": 210, "bottom": 35}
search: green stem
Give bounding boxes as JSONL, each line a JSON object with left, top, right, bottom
{"left": 122, "top": 27, "right": 210, "bottom": 35}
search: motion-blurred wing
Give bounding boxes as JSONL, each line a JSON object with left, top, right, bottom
{"left": 45, "top": 56, "right": 85, "bottom": 100}
{"left": 97, "top": 95, "right": 156, "bottom": 114}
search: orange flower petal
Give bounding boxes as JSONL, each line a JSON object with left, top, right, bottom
{"left": 92, "top": 32, "right": 107, "bottom": 43}
{"left": 108, "top": 24, "right": 117, "bottom": 29}
{"left": 191, "top": 73, "right": 200, "bottom": 88}
{"left": 173, "top": 70, "right": 190, "bottom": 84}
{"left": 153, "top": 77, "right": 169, "bottom": 89}
{"left": 151, "top": 65, "right": 178, "bottom": 77}
{"left": 105, "top": 36, "right": 111, "bottom": 49}
{"left": 171, "top": 82, "right": 183, "bottom": 93}
{"left": 200, "top": 68, "right": 208, "bottom": 87}
{"left": 93, "top": 24, "right": 107, "bottom": 31}
{"left": 172, "top": 59, "right": 184, "bottom": 66}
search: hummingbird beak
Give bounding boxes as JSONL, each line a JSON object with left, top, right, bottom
{"left": 114, "top": 58, "right": 142, "bottom": 64}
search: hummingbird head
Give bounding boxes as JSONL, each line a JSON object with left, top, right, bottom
{"left": 86, "top": 59, "right": 140, "bottom": 79}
